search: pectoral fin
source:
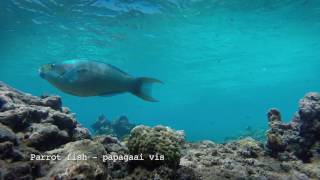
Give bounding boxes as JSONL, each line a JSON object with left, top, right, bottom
{"left": 62, "top": 68, "right": 90, "bottom": 83}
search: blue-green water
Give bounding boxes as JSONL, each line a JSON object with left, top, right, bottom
{"left": 1, "top": 0, "right": 320, "bottom": 142}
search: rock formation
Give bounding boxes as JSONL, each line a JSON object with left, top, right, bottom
{"left": 91, "top": 115, "right": 135, "bottom": 140}
{"left": 0, "top": 82, "right": 91, "bottom": 179}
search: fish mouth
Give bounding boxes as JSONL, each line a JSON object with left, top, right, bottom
{"left": 38, "top": 68, "right": 45, "bottom": 78}
{"left": 38, "top": 66, "right": 65, "bottom": 80}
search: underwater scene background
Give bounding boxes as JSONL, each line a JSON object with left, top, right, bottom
{"left": 1, "top": 0, "right": 320, "bottom": 142}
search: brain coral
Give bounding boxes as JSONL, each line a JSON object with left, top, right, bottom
{"left": 127, "top": 125, "right": 185, "bottom": 168}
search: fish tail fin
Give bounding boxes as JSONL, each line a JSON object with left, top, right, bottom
{"left": 131, "top": 77, "right": 163, "bottom": 102}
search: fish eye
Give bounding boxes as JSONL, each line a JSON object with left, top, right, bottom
{"left": 51, "top": 64, "right": 55, "bottom": 69}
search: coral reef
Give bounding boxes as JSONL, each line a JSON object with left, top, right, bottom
{"left": 266, "top": 93, "right": 320, "bottom": 162}
{"left": 1, "top": 81, "right": 320, "bottom": 180}
{"left": 181, "top": 138, "right": 320, "bottom": 180}
{"left": 43, "top": 139, "right": 108, "bottom": 179}
{"left": 91, "top": 114, "right": 135, "bottom": 140}
{"left": 0, "top": 82, "right": 198, "bottom": 180}
{"left": 0, "top": 82, "right": 91, "bottom": 179}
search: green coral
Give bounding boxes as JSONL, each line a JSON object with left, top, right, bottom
{"left": 237, "top": 137, "right": 261, "bottom": 150}
{"left": 127, "top": 125, "right": 184, "bottom": 168}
